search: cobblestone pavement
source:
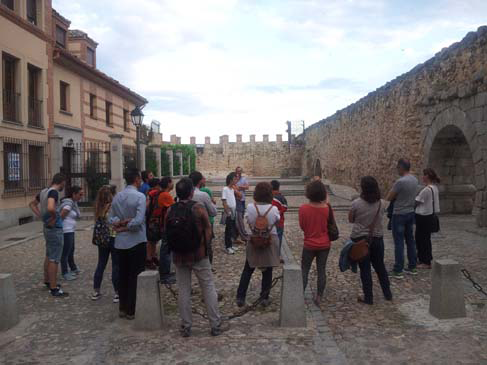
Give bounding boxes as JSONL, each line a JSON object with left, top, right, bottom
{"left": 1, "top": 192, "right": 486, "bottom": 364}
{"left": 286, "top": 210, "right": 487, "bottom": 364}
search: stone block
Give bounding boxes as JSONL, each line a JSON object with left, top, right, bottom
{"left": 429, "top": 259, "right": 466, "bottom": 319}
{"left": 135, "top": 271, "right": 164, "bottom": 331}
{"left": 0, "top": 273, "right": 19, "bottom": 331}
{"left": 190, "top": 137, "right": 196, "bottom": 145}
{"left": 279, "top": 264, "right": 306, "bottom": 327}
{"left": 205, "top": 136, "right": 211, "bottom": 144}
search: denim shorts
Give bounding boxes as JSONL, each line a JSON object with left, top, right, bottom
{"left": 44, "top": 227, "right": 64, "bottom": 263}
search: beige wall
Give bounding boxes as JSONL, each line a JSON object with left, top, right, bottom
{"left": 52, "top": 64, "right": 81, "bottom": 129}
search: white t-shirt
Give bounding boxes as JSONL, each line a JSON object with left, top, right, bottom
{"left": 415, "top": 185, "right": 440, "bottom": 216}
{"left": 222, "top": 186, "right": 237, "bottom": 212}
{"left": 245, "top": 203, "right": 280, "bottom": 235}
{"left": 62, "top": 205, "right": 78, "bottom": 233}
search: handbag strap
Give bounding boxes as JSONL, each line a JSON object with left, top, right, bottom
{"left": 367, "top": 202, "right": 382, "bottom": 239}
{"left": 327, "top": 203, "right": 334, "bottom": 222}
{"left": 428, "top": 186, "right": 435, "bottom": 214}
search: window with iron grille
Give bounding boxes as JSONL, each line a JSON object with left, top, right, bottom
{"left": 1, "top": 0, "right": 14, "bottom": 11}
{"left": 26, "top": 0, "right": 37, "bottom": 25}
{"left": 2, "top": 138, "right": 48, "bottom": 197}
{"left": 56, "top": 25, "right": 66, "bottom": 48}
{"left": 123, "top": 109, "right": 129, "bottom": 132}
{"left": 105, "top": 101, "right": 112, "bottom": 127}
{"left": 2, "top": 53, "right": 20, "bottom": 123}
{"left": 60, "top": 81, "right": 69, "bottom": 112}
{"left": 28, "top": 64, "right": 42, "bottom": 127}
{"left": 90, "top": 94, "right": 96, "bottom": 118}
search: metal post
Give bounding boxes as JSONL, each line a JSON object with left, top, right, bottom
{"left": 136, "top": 125, "right": 140, "bottom": 170}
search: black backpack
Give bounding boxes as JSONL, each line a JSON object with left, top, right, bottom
{"left": 146, "top": 191, "right": 163, "bottom": 242}
{"left": 166, "top": 201, "right": 200, "bottom": 254}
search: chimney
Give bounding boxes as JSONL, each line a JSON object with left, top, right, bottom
{"left": 67, "top": 30, "right": 98, "bottom": 67}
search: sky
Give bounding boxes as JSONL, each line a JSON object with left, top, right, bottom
{"left": 52, "top": 0, "right": 487, "bottom": 144}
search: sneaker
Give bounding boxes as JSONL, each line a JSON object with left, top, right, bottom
{"left": 125, "top": 314, "right": 135, "bottom": 320}
{"left": 260, "top": 298, "right": 272, "bottom": 308}
{"left": 211, "top": 322, "right": 229, "bottom": 336}
{"left": 45, "top": 282, "right": 61, "bottom": 290}
{"left": 160, "top": 274, "right": 176, "bottom": 285}
{"left": 226, "top": 247, "right": 235, "bottom": 255}
{"left": 113, "top": 294, "right": 119, "bottom": 303}
{"left": 389, "top": 270, "right": 404, "bottom": 279}
{"left": 50, "top": 288, "right": 69, "bottom": 297}
{"left": 180, "top": 326, "right": 191, "bottom": 338}
{"left": 63, "top": 273, "right": 77, "bottom": 281}
{"left": 91, "top": 292, "right": 102, "bottom": 301}
{"left": 236, "top": 297, "right": 246, "bottom": 308}
{"left": 404, "top": 268, "right": 418, "bottom": 276}
{"left": 71, "top": 268, "right": 81, "bottom": 275}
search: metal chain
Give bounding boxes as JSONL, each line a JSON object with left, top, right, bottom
{"left": 163, "top": 275, "right": 283, "bottom": 321}
{"left": 461, "top": 269, "right": 487, "bottom": 297}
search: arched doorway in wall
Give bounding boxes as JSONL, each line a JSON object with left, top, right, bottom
{"left": 313, "top": 159, "right": 322, "bottom": 179}
{"left": 427, "top": 125, "right": 476, "bottom": 214}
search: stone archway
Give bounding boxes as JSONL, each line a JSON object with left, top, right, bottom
{"left": 313, "top": 159, "right": 322, "bottom": 179}
{"left": 422, "top": 107, "right": 486, "bottom": 226}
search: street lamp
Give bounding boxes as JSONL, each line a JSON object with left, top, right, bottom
{"left": 131, "top": 105, "right": 144, "bottom": 170}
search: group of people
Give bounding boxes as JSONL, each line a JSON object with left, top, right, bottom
{"left": 30, "top": 158, "right": 440, "bottom": 337}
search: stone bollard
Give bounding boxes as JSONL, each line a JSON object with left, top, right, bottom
{"left": 279, "top": 264, "right": 306, "bottom": 327}
{"left": 429, "top": 259, "right": 466, "bottom": 319}
{"left": 0, "top": 273, "right": 19, "bottom": 331}
{"left": 135, "top": 271, "right": 164, "bottom": 331}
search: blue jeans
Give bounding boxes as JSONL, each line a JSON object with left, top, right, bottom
{"left": 392, "top": 212, "right": 417, "bottom": 272}
{"left": 61, "top": 232, "right": 78, "bottom": 275}
{"left": 93, "top": 237, "right": 120, "bottom": 292}
{"left": 276, "top": 226, "right": 284, "bottom": 254}
{"left": 159, "top": 237, "right": 172, "bottom": 280}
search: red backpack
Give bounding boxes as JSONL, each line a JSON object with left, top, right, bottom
{"left": 146, "top": 190, "right": 164, "bottom": 242}
{"left": 249, "top": 204, "right": 274, "bottom": 249}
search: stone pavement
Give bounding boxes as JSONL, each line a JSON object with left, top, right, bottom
{"left": 1, "top": 191, "right": 486, "bottom": 364}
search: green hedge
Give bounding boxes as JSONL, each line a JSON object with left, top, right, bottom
{"left": 160, "top": 144, "right": 196, "bottom": 176}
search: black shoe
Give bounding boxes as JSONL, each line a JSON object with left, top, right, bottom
{"left": 125, "top": 314, "right": 135, "bottom": 320}
{"left": 180, "top": 326, "right": 191, "bottom": 338}
{"left": 50, "top": 288, "right": 69, "bottom": 297}
{"left": 260, "top": 298, "right": 271, "bottom": 308}
{"left": 357, "top": 296, "right": 373, "bottom": 305}
{"left": 211, "top": 322, "right": 229, "bottom": 336}
{"left": 160, "top": 274, "right": 176, "bottom": 285}
{"left": 45, "top": 282, "right": 61, "bottom": 290}
{"left": 236, "top": 297, "right": 245, "bottom": 308}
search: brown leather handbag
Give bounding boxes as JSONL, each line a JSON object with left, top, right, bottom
{"left": 349, "top": 203, "right": 382, "bottom": 262}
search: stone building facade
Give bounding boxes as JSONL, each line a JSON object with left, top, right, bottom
{"left": 195, "top": 134, "right": 303, "bottom": 177}
{"left": 303, "top": 26, "right": 487, "bottom": 227}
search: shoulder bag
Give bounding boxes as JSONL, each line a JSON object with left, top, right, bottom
{"left": 327, "top": 204, "right": 340, "bottom": 241}
{"left": 429, "top": 187, "right": 440, "bottom": 233}
{"left": 349, "top": 202, "right": 381, "bottom": 262}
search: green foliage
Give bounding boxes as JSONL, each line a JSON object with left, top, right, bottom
{"left": 160, "top": 144, "right": 196, "bottom": 176}
{"left": 145, "top": 148, "right": 158, "bottom": 176}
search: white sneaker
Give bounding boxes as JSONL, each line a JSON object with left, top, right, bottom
{"left": 226, "top": 248, "right": 235, "bottom": 255}
{"left": 113, "top": 294, "right": 119, "bottom": 303}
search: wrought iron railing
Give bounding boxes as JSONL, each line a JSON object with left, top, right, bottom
{"left": 2, "top": 89, "right": 20, "bottom": 123}
{"left": 28, "top": 98, "right": 43, "bottom": 128}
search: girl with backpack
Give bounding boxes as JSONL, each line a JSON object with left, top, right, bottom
{"left": 236, "top": 182, "right": 280, "bottom": 308}
{"left": 59, "top": 186, "right": 83, "bottom": 281}
{"left": 146, "top": 178, "right": 162, "bottom": 270}
{"left": 91, "top": 185, "right": 120, "bottom": 302}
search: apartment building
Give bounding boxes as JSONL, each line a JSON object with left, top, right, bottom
{"left": 0, "top": 2, "right": 147, "bottom": 229}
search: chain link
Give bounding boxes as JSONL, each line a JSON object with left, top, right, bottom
{"left": 163, "top": 275, "right": 283, "bottom": 321}
{"left": 461, "top": 269, "right": 487, "bottom": 297}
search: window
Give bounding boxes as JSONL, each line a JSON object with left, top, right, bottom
{"left": 60, "top": 81, "right": 69, "bottom": 112}
{"left": 87, "top": 47, "right": 95, "bottom": 67}
{"left": 26, "top": 0, "right": 37, "bottom": 25}
{"left": 28, "top": 64, "right": 42, "bottom": 127}
{"left": 89, "top": 94, "right": 96, "bottom": 118}
{"left": 123, "top": 109, "right": 129, "bottom": 132}
{"left": 2, "top": 53, "right": 19, "bottom": 122}
{"left": 105, "top": 101, "right": 112, "bottom": 126}
{"left": 3, "top": 142, "right": 22, "bottom": 191}
{"left": 56, "top": 25, "right": 66, "bottom": 47}
{"left": 28, "top": 145, "right": 43, "bottom": 188}
{"left": 1, "top": 0, "right": 14, "bottom": 11}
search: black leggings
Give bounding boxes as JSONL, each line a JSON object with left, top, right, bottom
{"left": 301, "top": 248, "right": 330, "bottom": 297}
{"left": 415, "top": 214, "right": 433, "bottom": 265}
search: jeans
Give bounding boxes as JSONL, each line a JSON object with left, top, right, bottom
{"left": 93, "top": 237, "right": 120, "bottom": 292}
{"left": 301, "top": 248, "right": 330, "bottom": 297}
{"left": 224, "top": 217, "right": 236, "bottom": 249}
{"left": 392, "top": 212, "right": 417, "bottom": 272}
{"left": 61, "top": 232, "right": 78, "bottom": 275}
{"left": 158, "top": 237, "right": 172, "bottom": 280}
{"left": 117, "top": 242, "right": 146, "bottom": 316}
{"left": 235, "top": 200, "right": 249, "bottom": 241}
{"left": 354, "top": 236, "right": 392, "bottom": 303}
{"left": 276, "top": 226, "right": 284, "bottom": 253}
{"left": 236, "top": 260, "right": 273, "bottom": 300}
{"left": 175, "top": 258, "right": 221, "bottom": 329}
{"left": 415, "top": 214, "right": 433, "bottom": 265}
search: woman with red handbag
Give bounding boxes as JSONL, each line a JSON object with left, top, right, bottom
{"left": 349, "top": 176, "right": 392, "bottom": 305}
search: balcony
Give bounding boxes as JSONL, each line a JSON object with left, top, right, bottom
{"left": 28, "top": 98, "right": 43, "bottom": 128}
{"left": 2, "top": 89, "right": 20, "bottom": 123}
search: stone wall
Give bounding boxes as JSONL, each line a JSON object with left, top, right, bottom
{"left": 303, "top": 26, "right": 487, "bottom": 227}
{"left": 196, "top": 135, "right": 303, "bottom": 177}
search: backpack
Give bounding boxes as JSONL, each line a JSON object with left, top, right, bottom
{"left": 146, "top": 191, "right": 163, "bottom": 242}
{"left": 249, "top": 204, "right": 274, "bottom": 249}
{"left": 166, "top": 201, "right": 200, "bottom": 254}
{"left": 92, "top": 217, "right": 111, "bottom": 248}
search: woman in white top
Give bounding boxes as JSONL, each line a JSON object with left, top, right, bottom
{"left": 59, "top": 186, "right": 84, "bottom": 281}
{"left": 222, "top": 172, "right": 239, "bottom": 254}
{"left": 236, "top": 182, "right": 280, "bottom": 308}
{"left": 415, "top": 168, "right": 441, "bottom": 269}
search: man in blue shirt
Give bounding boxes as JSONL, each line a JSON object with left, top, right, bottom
{"left": 235, "top": 166, "right": 250, "bottom": 242}
{"left": 29, "top": 173, "right": 68, "bottom": 297}
{"left": 139, "top": 170, "right": 154, "bottom": 196}
{"left": 109, "top": 168, "right": 147, "bottom": 319}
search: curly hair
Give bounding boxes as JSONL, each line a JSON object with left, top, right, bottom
{"left": 253, "top": 182, "right": 273, "bottom": 204}
{"left": 305, "top": 180, "right": 327, "bottom": 203}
